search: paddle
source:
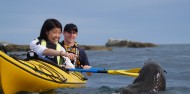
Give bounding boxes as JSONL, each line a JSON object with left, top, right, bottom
{"left": 67, "top": 68, "right": 140, "bottom": 77}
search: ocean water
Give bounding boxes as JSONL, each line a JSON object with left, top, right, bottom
{"left": 6, "top": 44, "right": 190, "bottom": 94}
{"left": 54, "top": 44, "right": 190, "bottom": 94}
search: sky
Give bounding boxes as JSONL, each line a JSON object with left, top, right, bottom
{"left": 0, "top": 0, "right": 190, "bottom": 45}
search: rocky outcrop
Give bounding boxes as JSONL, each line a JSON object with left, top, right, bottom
{"left": 105, "top": 39, "right": 157, "bottom": 48}
{"left": 4, "top": 44, "right": 30, "bottom": 52}
{"left": 79, "top": 45, "right": 112, "bottom": 51}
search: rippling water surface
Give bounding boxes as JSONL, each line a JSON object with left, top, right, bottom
{"left": 8, "top": 44, "right": 190, "bottom": 94}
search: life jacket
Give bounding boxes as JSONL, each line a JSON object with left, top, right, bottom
{"left": 40, "top": 39, "right": 64, "bottom": 65}
{"left": 61, "top": 41, "right": 80, "bottom": 67}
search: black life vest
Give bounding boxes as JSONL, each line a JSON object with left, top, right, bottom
{"left": 61, "top": 41, "right": 80, "bottom": 67}
{"left": 40, "top": 39, "right": 64, "bottom": 65}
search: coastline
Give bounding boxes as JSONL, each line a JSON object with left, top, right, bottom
{"left": 1, "top": 44, "right": 112, "bottom": 52}
{"left": 1, "top": 39, "right": 158, "bottom": 52}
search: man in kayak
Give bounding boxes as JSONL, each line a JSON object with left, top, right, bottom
{"left": 30, "top": 18, "right": 76, "bottom": 68}
{"left": 61, "top": 23, "right": 91, "bottom": 69}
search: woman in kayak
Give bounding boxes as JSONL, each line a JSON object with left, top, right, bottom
{"left": 30, "top": 18, "right": 76, "bottom": 68}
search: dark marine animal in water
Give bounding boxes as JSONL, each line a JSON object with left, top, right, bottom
{"left": 120, "top": 61, "right": 166, "bottom": 94}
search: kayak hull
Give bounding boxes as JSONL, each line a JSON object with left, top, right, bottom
{"left": 0, "top": 51, "right": 87, "bottom": 93}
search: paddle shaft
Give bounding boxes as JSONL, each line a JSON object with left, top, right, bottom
{"left": 67, "top": 68, "right": 107, "bottom": 73}
{"left": 67, "top": 68, "right": 140, "bottom": 77}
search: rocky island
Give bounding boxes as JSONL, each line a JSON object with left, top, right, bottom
{"left": 105, "top": 39, "right": 157, "bottom": 48}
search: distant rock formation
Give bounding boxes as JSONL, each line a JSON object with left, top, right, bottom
{"left": 4, "top": 44, "right": 30, "bottom": 52}
{"left": 105, "top": 39, "right": 157, "bottom": 48}
{"left": 0, "top": 42, "right": 28, "bottom": 52}
{"left": 79, "top": 45, "right": 112, "bottom": 51}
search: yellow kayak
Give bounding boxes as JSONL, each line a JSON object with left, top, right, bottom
{"left": 0, "top": 51, "right": 87, "bottom": 93}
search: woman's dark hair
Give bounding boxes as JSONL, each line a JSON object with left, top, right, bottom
{"left": 38, "top": 18, "right": 62, "bottom": 41}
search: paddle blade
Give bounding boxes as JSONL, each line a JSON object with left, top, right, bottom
{"left": 107, "top": 68, "right": 140, "bottom": 77}
{"left": 125, "top": 68, "right": 141, "bottom": 73}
